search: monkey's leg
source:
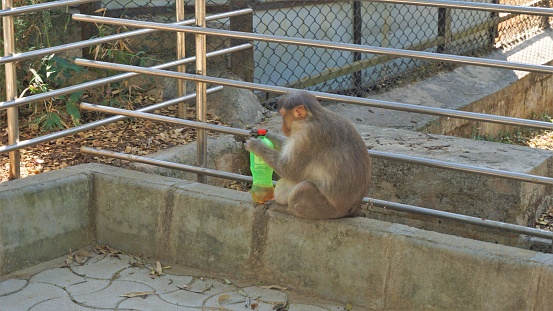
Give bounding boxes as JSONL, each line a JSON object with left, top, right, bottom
{"left": 274, "top": 178, "right": 296, "bottom": 205}
{"left": 287, "top": 181, "right": 347, "bottom": 219}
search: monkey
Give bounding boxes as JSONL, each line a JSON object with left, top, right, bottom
{"left": 245, "top": 90, "right": 372, "bottom": 219}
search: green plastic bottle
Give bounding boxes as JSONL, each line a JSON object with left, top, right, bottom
{"left": 250, "top": 129, "right": 275, "bottom": 203}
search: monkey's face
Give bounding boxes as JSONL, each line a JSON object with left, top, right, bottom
{"left": 279, "top": 105, "right": 309, "bottom": 137}
{"left": 279, "top": 107, "right": 294, "bottom": 137}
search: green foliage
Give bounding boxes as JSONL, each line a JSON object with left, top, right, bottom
{"left": 20, "top": 54, "right": 87, "bottom": 131}
{"left": 3, "top": 1, "right": 158, "bottom": 132}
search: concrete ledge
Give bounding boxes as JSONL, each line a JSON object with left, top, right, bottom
{"left": 132, "top": 123, "right": 553, "bottom": 247}
{"left": 0, "top": 168, "right": 93, "bottom": 275}
{"left": 262, "top": 213, "right": 553, "bottom": 310}
{"left": 2, "top": 164, "right": 553, "bottom": 309}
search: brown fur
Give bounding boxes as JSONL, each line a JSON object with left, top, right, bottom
{"left": 245, "top": 91, "right": 372, "bottom": 219}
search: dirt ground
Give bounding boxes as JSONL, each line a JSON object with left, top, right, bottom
{"left": 0, "top": 104, "right": 221, "bottom": 182}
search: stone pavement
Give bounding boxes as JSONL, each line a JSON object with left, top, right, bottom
{"left": 0, "top": 247, "right": 350, "bottom": 311}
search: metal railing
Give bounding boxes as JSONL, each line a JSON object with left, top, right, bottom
{"left": 3, "top": 0, "right": 553, "bottom": 245}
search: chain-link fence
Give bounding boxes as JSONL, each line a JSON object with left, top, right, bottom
{"left": 3, "top": 0, "right": 552, "bottom": 102}
{"left": 252, "top": 0, "right": 552, "bottom": 99}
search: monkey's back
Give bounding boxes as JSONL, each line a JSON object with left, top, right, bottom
{"left": 305, "top": 107, "right": 372, "bottom": 208}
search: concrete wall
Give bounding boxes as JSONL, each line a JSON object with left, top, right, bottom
{"left": 0, "top": 169, "right": 93, "bottom": 275}
{"left": 423, "top": 64, "right": 553, "bottom": 138}
{"left": 2, "top": 163, "right": 553, "bottom": 310}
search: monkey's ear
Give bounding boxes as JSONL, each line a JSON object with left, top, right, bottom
{"left": 294, "top": 105, "right": 307, "bottom": 120}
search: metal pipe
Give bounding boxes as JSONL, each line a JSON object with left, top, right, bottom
{"left": 0, "top": 87, "right": 223, "bottom": 154}
{"left": 81, "top": 146, "right": 253, "bottom": 183}
{"left": 368, "top": 0, "right": 553, "bottom": 17}
{"left": 368, "top": 149, "right": 553, "bottom": 186}
{"left": 0, "top": 0, "right": 97, "bottom": 17}
{"left": 365, "top": 198, "right": 553, "bottom": 240}
{"left": 76, "top": 103, "right": 553, "bottom": 187}
{"left": 0, "top": 44, "right": 251, "bottom": 110}
{"left": 79, "top": 102, "right": 249, "bottom": 137}
{"left": 176, "top": 0, "right": 187, "bottom": 119}
{"left": 73, "top": 59, "right": 553, "bottom": 131}
{"left": 81, "top": 145, "right": 553, "bottom": 241}
{"left": 3, "top": 0, "right": 19, "bottom": 178}
{"left": 72, "top": 14, "right": 553, "bottom": 75}
{"left": 195, "top": 0, "right": 208, "bottom": 183}
{"left": 0, "top": 8, "right": 253, "bottom": 65}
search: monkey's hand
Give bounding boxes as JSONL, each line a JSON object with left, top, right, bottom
{"left": 244, "top": 137, "right": 265, "bottom": 153}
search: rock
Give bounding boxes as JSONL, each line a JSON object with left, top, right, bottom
{"left": 207, "top": 72, "right": 267, "bottom": 128}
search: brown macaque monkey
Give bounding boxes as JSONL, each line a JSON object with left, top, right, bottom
{"left": 245, "top": 90, "right": 372, "bottom": 219}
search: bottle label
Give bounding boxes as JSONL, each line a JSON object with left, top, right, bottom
{"left": 253, "top": 155, "right": 266, "bottom": 165}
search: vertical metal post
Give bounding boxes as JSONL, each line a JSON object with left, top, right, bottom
{"left": 542, "top": 0, "right": 551, "bottom": 30}
{"left": 230, "top": 0, "right": 254, "bottom": 82}
{"left": 353, "top": 0, "right": 363, "bottom": 96}
{"left": 176, "top": 0, "right": 187, "bottom": 119}
{"left": 437, "top": 7, "right": 451, "bottom": 53}
{"left": 3, "top": 0, "right": 20, "bottom": 179}
{"left": 195, "top": 0, "right": 208, "bottom": 183}
{"left": 488, "top": 0, "right": 499, "bottom": 48}
{"left": 79, "top": 1, "right": 101, "bottom": 60}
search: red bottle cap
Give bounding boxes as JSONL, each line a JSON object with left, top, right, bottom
{"left": 257, "top": 128, "right": 267, "bottom": 136}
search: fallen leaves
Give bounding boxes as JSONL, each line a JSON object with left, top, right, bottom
{"left": 535, "top": 207, "right": 553, "bottom": 230}
{"left": 177, "top": 283, "right": 213, "bottom": 293}
{"left": 65, "top": 249, "right": 91, "bottom": 266}
{"left": 94, "top": 244, "right": 122, "bottom": 258}
{"left": 149, "top": 260, "right": 171, "bottom": 279}
{"left": 120, "top": 291, "right": 155, "bottom": 298}
{"left": 0, "top": 104, "right": 223, "bottom": 182}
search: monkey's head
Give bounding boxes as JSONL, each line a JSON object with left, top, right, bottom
{"left": 277, "top": 91, "right": 323, "bottom": 137}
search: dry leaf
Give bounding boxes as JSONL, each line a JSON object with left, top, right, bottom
{"left": 218, "top": 294, "right": 231, "bottom": 306}
{"left": 259, "top": 285, "right": 287, "bottom": 291}
{"left": 65, "top": 249, "right": 73, "bottom": 266}
{"left": 120, "top": 291, "right": 155, "bottom": 298}
{"left": 273, "top": 303, "right": 287, "bottom": 311}
{"left": 155, "top": 261, "right": 163, "bottom": 275}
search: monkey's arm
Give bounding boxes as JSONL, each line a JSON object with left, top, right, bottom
{"left": 245, "top": 138, "right": 285, "bottom": 175}
{"left": 266, "top": 132, "right": 286, "bottom": 151}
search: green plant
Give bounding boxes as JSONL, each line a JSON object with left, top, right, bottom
{"left": 20, "top": 54, "right": 87, "bottom": 131}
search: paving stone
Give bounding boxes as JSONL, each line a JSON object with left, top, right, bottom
{"left": 158, "top": 288, "right": 210, "bottom": 308}
{"left": 30, "top": 267, "right": 86, "bottom": 288}
{"left": 187, "top": 277, "right": 237, "bottom": 294}
{"left": 0, "top": 283, "right": 66, "bottom": 311}
{"left": 118, "top": 266, "right": 193, "bottom": 293}
{"left": 0, "top": 253, "right": 349, "bottom": 310}
{"left": 65, "top": 278, "right": 110, "bottom": 297}
{"left": 119, "top": 293, "right": 201, "bottom": 311}
{"left": 70, "top": 255, "right": 130, "bottom": 280}
{"left": 29, "top": 297, "right": 90, "bottom": 311}
{"left": 0, "top": 279, "right": 27, "bottom": 296}
{"left": 71, "top": 280, "right": 153, "bottom": 309}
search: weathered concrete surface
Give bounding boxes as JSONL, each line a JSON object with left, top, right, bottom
{"left": 91, "top": 164, "right": 255, "bottom": 275}
{"left": 357, "top": 124, "right": 553, "bottom": 226}
{"left": 0, "top": 169, "right": 93, "bottom": 275}
{"left": 2, "top": 164, "right": 553, "bottom": 310}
